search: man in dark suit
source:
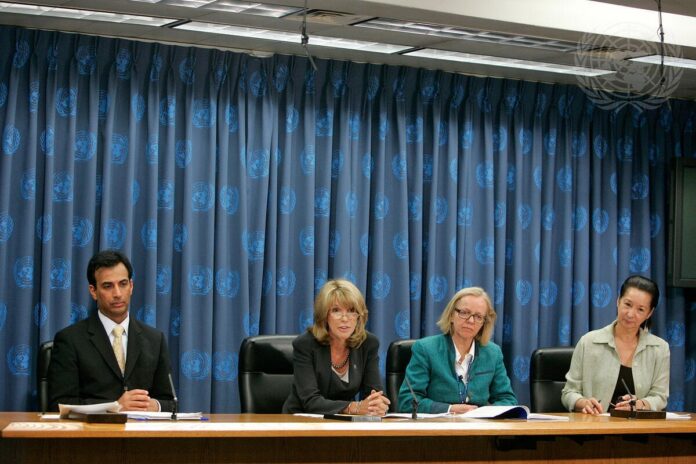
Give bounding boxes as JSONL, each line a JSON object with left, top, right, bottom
{"left": 47, "top": 250, "right": 174, "bottom": 412}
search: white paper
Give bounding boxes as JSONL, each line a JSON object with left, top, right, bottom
{"left": 58, "top": 401, "right": 121, "bottom": 417}
{"left": 457, "top": 405, "right": 529, "bottom": 419}
{"left": 666, "top": 412, "right": 692, "bottom": 420}
{"left": 449, "top": 405, "right": 569, "bottom": 420}
{"left": 125, "top": 411, "right": 203, "bottom": 420}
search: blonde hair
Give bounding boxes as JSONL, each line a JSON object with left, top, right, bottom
{"left": 436, "top": 287, "right": 496, "bottom": 345}
{"left": 310, "top": 279, "right": 368, "bottom": 348}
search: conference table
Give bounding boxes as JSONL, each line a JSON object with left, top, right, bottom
{"left": 1, "top": 411, "right": 695, "bottom": 463}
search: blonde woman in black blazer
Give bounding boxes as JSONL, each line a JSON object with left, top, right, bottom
{"left": 282, "top": 279, "right": 390, "bottom": 415}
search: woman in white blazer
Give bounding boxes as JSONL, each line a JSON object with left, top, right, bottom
{"left": 561, "top": 275, "right": 669, "bottom": 414}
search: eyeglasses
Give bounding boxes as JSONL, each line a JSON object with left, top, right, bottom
{"left": 453, "top": 309, "right": 486, "bottom": 324}
{"left": 329, "top": 309, "right": 359, "bottom": 320}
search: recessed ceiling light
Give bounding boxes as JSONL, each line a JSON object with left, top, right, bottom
{"left": 0, "top": 2, "right": 176, "bottom": 26}
{"left": 303, "top": 36, "right": 410, "bottom": 54}
{"left": 175, "top": 22, "right": 411, "bottom": 53}
{"left": 357, "top": 18, "right": 578, "bottom": 52}
{"left": 176, "top": 22, "right": 299, "bottom": 41}
{"left": 404, "top": 49, "right": 614, "bottom": 77}
{"left": 629, "top": 54, "right": 696, "bottom": 70}
{"left": 128, "top": 0, "right": 301, "bottom": 18}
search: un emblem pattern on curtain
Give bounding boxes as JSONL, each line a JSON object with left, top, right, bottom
{"left": 0, "top": 26, "right": 694, "bottom": 412}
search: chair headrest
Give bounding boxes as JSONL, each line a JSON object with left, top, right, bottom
{"left": 239, "top": 335, "right": 295, "bottom": 374}
{"left": 531, "top": 347, "right": 574, "bottom": 381}
{"left": 386, "top": 339, "right": 415, "bottom": 372}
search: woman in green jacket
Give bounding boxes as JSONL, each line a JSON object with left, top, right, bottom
{"left": 398, "top": 287, "right": 517, "bottom": 414}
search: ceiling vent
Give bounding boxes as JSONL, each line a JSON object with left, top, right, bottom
{"left": 285, "top": 9, "right": 372, "bottom": 26}
{"left": 576, "top": 45, "right": 634, "bottom": 60}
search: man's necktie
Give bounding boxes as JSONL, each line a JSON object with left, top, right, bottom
{"left": 112, "top": 325, "right": 126, "bottom": 374}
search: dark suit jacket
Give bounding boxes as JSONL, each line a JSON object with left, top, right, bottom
{"left": 282, "top": 331, "right": 383, "bottom": 414}
{"left": 47, "top": 312, "right": 175, "bottom": 412}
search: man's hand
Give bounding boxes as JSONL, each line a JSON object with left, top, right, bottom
{"left": 118, "top": 389, "right": 158, "bottom": 411}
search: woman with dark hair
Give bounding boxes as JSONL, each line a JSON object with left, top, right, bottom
{"left": 282, "top": 279, "right": 390, "bottom": 415}
{"left": 562, "top": 275, "right": 670, "bottom": 414}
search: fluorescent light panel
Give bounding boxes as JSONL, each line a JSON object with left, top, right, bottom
{"left": 0, "top": 2, "right": 176, "bottom": 26}
{"left": 176, "top": 22, "right": 299, "bottom": 41}
{"left": 357, "top": 18, "right": 578, "bottom": 52}
{"left": 128, "top": 0, "right": 301, "bottom": 18}
{"left": 629, "top": 55, "right": 696, "bottom": 70}
{"left": 175, "top": 21, "right": 411, "bottom": 53}
{"left": 405, "top": 49, "right": 614, "bottom": 77}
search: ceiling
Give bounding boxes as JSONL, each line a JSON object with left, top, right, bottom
{"left": 1, "top": 0, "right": 696, "bottom": 100}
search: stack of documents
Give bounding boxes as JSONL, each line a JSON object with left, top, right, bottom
{"left": 457, "top": 405, "right": 569, "bottom": 421}
{"left": 380, "top": 406, "right": 569, "bottom": 421}
{"left": 58, "top": 401, "right": 121, "bottom": 417}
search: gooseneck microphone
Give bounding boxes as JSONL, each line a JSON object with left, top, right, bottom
{"left": 168, "top": 373, "right": 178, "bottom": 420}
{"left": 404, "top": 377, "right": 419, "bottom": 420}
{"left": 620, "top": 378, "right": 636, "bottom": 412}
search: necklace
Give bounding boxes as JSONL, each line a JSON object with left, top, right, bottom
{"left": 331, "top": 350, "right": 350, "bottom": 370}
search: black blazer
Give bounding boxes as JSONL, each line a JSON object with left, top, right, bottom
{"left": 282, "top": 331, "right": 383, "bottom": 414}
{"left": 47, "top": 312, "right": 175, "bottom": 412}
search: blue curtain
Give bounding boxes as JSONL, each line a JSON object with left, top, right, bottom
{"left": 0, "top": 25, "right": 694, "bottom": 413}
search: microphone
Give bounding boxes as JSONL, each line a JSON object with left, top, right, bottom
{"left": 168, "top": 373, "right": 178, "bottom": 420}
{"left": 457, "top": 375, "right": 469, "bottom": 404}
{"left": 620, "top": 378, "right": 636, "bottom": 412}
{"left": 404, "top": 377, "right": 419, "bottom": 420}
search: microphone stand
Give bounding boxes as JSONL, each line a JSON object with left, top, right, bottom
{"left": 168, "top": 373, "right": 178, "bottom": 421}
{"left": 171, "top": 396, "right": 178, "bottom": 421}
{"left": 404, "top": 377, "right": 419, "bottom": 420}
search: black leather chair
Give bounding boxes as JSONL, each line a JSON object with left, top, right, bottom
{"left": 385, "top": 339, "right": 415, "bottom": 412}
{"left": 37, "top": 340, "right": 53, "bottom": 413}
{"left": 238, "top": 335, "right": 296, "bottom": 413}
{"left": 529, "top": 346, "right": 575, "bottom": 413}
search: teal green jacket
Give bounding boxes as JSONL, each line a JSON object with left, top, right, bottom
{"left": 398, "top": 334, "right": 517, "bottom": 413}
